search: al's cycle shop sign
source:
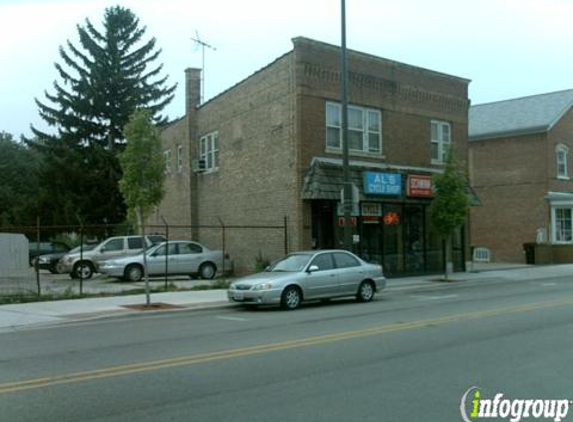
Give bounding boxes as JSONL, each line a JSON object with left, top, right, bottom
{"left": 460, "top": 387, "right": 571, "bottom": 422}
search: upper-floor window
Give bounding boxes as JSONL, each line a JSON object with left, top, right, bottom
{"left": 431, "top": 120, "right": 451, "bottom": 164}
{"left": 163, "top": 149, "right": 172, "bottom": 174}
{"left": 200, "top": 131, "right": 219, "bottom": 172}
{"left": 556, "top": 145, "right": 569, "bottom": 179}
{"left": 326, "top": 102, "right": 382, "bottom": 154}
{"left": 177, "top": 144, "right": 184, "bottom": 173}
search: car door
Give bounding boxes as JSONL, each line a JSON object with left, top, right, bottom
{"left": 302, "top": 252, "right": 339, "bottom": 299}
{"left": 174, "top": 242, "right": 204, "bottom": 275}
{"left": 147, "top": 242, "right": 178, "bottom": 276}
{"left": 333, "top": 252, "right": 364, "bottom": 295}
{"left": 96, "top": 238, "right": 126, "bottom": 264}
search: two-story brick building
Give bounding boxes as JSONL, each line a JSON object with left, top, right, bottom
{"left": 151, "top": 37, "right": 471, "bottom": 276}
{"left": 469, "top": 89, "right": 573, "bottom": 263}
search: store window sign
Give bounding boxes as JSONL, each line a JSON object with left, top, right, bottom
{"left": 407, "top": 174, "right": 433, "bottom": 198}
{"left": 363, "top": 172, "right": 402, "bottom": 196}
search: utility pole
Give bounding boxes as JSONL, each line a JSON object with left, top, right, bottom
{"left": 191, "top": 31, "right": 216, "bottom": 104}
{"left": 341, "top": 0, "right": 352, "bottom": 250}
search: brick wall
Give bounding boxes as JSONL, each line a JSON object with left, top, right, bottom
{"left": 157, "top": 37, "right": 470, "bottom": 274}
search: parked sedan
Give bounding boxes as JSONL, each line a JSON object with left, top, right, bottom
{"left": 99, "top": 240, "right": 228, "bottom": 282}
{"left": 34, "top": 244, "right": 96, "bottom": 274}
{"left": 228, "top": 250, "right": 386, "bottom": 310}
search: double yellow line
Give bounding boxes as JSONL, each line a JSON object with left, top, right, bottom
{"left": 1, "top": 297, "right": 572, "bottom": 394}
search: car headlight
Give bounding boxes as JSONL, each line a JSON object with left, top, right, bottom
{"left": 38, "top": 256, "right": 50, "bottom": 264}
{"left": 253, "top": 282, "right": 273, "bottom": 291}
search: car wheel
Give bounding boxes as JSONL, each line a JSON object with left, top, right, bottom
{"left": 281, "top": 286, "right": 301, "bottom": 310}
{"left": 199, "top": 263, "right": 216, "bottom": 280}
{"left": 56, "top": 262, "right": 66, "bottom": 274}
{"left": 73, "top": 262, "right": 94, "bottom": 279}
{"left": 125, "top": 264, "right": 144, "bottom": 282}
{"left": 357, "top": 280, "right": 375, "bottom": 302}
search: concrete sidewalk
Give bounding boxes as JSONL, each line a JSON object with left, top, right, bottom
{"left": 1, "top": 263, "right": 572, "bottom": 332}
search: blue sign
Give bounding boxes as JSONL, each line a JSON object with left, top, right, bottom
{"left": 363, "top": 172, "right": 402, "bottom": 196}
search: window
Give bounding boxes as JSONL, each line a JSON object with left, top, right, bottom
{"left": 309, "top": 253, "right": 335, "bottom": 271}
{"left": 326, "top": 102, "right": 381, "bottom": 154}
{"left": 431, "top": 120, "right": 451, "bottom": 164}
{"left": 154, "top": 243, "right": 177, "bottom": 256}
{"left": 102, "top": 239, "right": 124, "bottom": 252}
{"left": 200, "top": 131, "right": 219, "bottom": 172}
{"left": 178, "top": 242, "right": 203, "bottom": 255}
{"left": 556, "top": 145, "right": 569, "bottom": 179}
{"left": 127, "top": 237, "right": 144, "bottom": 249}
{"left": 163, "top": 149, "right": 172, "bottom": 173}
{"left": 553, "top": 207, "right": 573, "bottom": 243}
{"left": 177, "top": 144, "right": 184, "bottom": 173}
{"left": 333, "top": 252, "right": 360, "bottom": 268}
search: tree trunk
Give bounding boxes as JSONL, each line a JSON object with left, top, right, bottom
{"left": 136, "top": 206, "right": 150, "bottom": 306}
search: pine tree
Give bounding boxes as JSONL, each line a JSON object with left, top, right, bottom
{"left": 31, "top": 6, "right": 176, "bottom": 226}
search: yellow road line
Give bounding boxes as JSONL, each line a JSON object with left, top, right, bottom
{"left": 1, "top": 297, "right": 572, "bottom": 394}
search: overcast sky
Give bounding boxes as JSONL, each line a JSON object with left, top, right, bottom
{"left": 2, "top": 0, "right": 572, "bottom": 139}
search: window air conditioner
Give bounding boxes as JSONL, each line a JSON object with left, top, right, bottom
{"left": 191, "top": 159, "right": 206, "bottom": 173}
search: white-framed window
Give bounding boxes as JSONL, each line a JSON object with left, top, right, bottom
{"left": 177, "top": 144, "right": 183, "bottom": 173}
{"left": 556, "top": 145, "right": 569, "bottom": 179}
{"left": 431, "top": 120, "right": 451, "bottom": 164}
{"left": 163, "top": 149, "right": 172, "bottom": 174}
{"left": 326, "top": 102, "right": 382, "bottom": 154}
{"left": 552, "top": 207, "right": 573, "bottom": 243}
{"left": 200, "top": 131, "right": 219, "bottom": 172}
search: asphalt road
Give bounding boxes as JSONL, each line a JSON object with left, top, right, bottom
{"left": 1, "top": 275, "right": 573, "bottom": 421}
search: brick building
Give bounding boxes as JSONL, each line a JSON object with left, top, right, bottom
{"left": 469, "top": 89, "right": 573, "bottom": 263}
{"left": 151, "top": 37, "right": 471, "bottom": 276}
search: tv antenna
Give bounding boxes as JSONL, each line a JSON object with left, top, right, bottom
{"left": 191, "top": 31, "right": 217, "bottom": 103}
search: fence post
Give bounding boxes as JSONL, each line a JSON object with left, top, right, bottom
{"left": 35, "top": 216, "right": 41, "bottom": 296}
{"left": 161, "top": 216, "right": 169, "bottom": 289}
{"left": 284, "top": 215, "right": 289, "bottom": 255}
{"left": 76, "top": 215, "right": 84, "bottom": 296}
{"left": 218, "top": 217, "right": 226, "bottom": 277}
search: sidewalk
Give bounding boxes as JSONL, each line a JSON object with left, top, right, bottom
{"left": 1, "top": 263, "right": 572, "bottom": 332}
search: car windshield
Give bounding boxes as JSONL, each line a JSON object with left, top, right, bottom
{"left": 267, "top": 254, "right": 312, "bottom": 272}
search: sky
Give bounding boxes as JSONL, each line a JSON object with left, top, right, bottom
{"left": 1, "top": 0, "right": 573, "bottom": 139}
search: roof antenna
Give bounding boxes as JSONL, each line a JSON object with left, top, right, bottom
{"left": 191, "top": 31, "right": 217, "bottom": 104}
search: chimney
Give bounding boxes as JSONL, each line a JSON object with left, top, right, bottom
{"left": 185, "top": 68, "right": 202, "bottom": 115}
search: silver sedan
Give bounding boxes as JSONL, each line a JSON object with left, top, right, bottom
{"left": 228, "top": 250, "right": 385, "bottom": 310}
{"left": 99, "top": 241, "right": 228, "bottom": 281}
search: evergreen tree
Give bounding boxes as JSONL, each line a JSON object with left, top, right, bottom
{"left": 31, "top": 6, "right": 176, "bottom": 226}
{"left": 0, "top": 132, "right": 39, "bottom": 226}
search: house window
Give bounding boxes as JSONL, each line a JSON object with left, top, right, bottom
{"left": 556, "top": 145, "right": 569, "bottom": 179}
{"left": 431, "top": 120, "right": 451, "bottom": 164}
{"left": 177, "top": 144, "right": 183, "bottom": 173}
{"left": 163, "top": 149, "right": 172, "bottom": 174}
{"left": 553, "top": 207, "right": 573, "bottom": 243}
{"left": 200, "top": 131, "right": 219, "bottom": 172}
{"left": 325, "top": 102, "right": 382, "bottom": 154}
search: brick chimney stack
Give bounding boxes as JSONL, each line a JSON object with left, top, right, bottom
{"left": 185, "top": 68, "right": 202, "bottom": 115}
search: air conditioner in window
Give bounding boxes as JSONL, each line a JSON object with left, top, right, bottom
{"left": 191, "top": 159, "right": 206, "bottom": 173}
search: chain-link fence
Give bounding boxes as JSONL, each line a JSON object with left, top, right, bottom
{"left": 0, "top": 217, "right": 289, "bottom": 298}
